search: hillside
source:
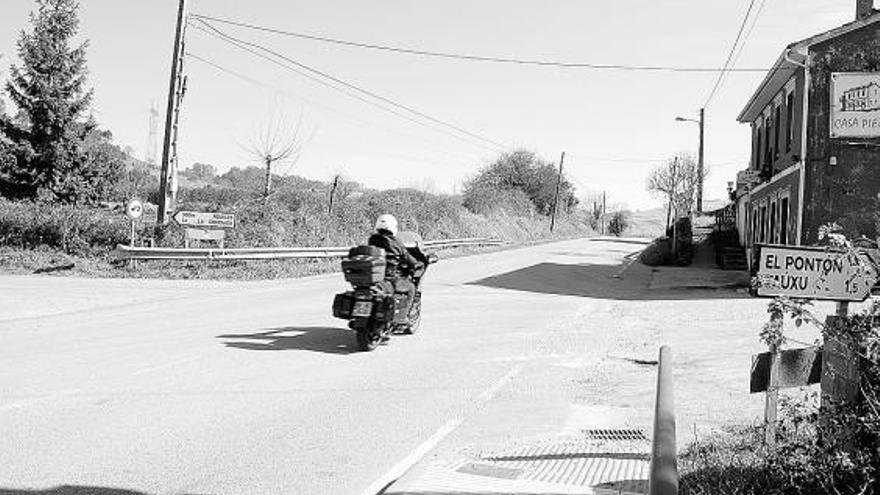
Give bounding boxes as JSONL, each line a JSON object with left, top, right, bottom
{"left": 626, "top": 199, "right": 730, "bottom": 239}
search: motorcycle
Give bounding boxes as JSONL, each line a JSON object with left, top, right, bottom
{"left": 332, "top": 232, "right": 439, "bottom": 351}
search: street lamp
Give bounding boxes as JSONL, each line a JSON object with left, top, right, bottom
{"left": 675, "top": 108, "right": 705, "bottom": 213}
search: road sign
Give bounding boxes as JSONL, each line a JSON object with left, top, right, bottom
{"left": 126, "top": 198, "right": 144, "bottom": 220}
{"left": 173, "top": 210, "right": 235, "bottom": 229}
{"left": 754, "top": 245, "right": 879, "bottom": 301}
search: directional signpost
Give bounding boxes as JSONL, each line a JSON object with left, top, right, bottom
{"left": 751, "top": 244, "right": 879, "bottom": 447}
{"left": 172, "top": 211, "right": 235, "bottom": 229}
{"left": 172, "top": 211, "right": 235, "bottom": 248}
{"left": 754, "top": 245, "right": 878, "bottom": 301}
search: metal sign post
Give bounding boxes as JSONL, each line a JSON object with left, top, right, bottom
{"left": 125, "top": 198, "right": 144, "bottom": 268}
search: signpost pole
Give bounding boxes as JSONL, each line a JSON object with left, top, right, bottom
{"left": 837, "top": 301, "right": 850, "bottom": 318}
{"left": 130, "top": 220, "right": 137, "bottom": 269}
{"left": 764, "top": 344, "right": 780, "bottom": 448}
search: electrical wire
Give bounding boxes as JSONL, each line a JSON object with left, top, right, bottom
{"left": 189, "top": 19, "right": 510, "bottom": 153}
{"left": 184, "top": 51, "right": 487, "bottom": 162}
{"left": 731, "top": 0, "right": 767, "bottom": 70}
{"left": 710, "top": 0, "right": 768, "bottom": 102}
{"left": 703, "top": 0, "right": 758, "bottom": 108}
{"left": 190, "top": 13, "right": 769, "bottom": 73}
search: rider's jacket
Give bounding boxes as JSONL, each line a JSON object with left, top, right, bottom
{"left": 368, "top": 229, "right": 422, "bottom": 280}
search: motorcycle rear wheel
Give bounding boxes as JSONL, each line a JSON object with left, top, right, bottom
{"left": 356, "top": 328, "right": 382, "bottom": 352}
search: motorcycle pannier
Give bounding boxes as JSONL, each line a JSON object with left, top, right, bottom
{"left": 342, "top": 246, "right": 386, "bottom": 286}
{"left": 332, "top": 292, "right": 354, "bottom": 318}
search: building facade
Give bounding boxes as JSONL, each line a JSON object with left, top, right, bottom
{"left": 735, "top": 2, "right": 880, "bottom": 249}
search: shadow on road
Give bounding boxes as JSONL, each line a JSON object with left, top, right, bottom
{"left": 217, "top": 326, "right": 356, "bottom": 354}
{"left": 0, "top": 487, "right": 205, "bottom": 495}
{"left": 469, "top": 262, "right": 749, "bottom": 301}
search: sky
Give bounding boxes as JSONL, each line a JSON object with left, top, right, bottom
{"left": 0, "top": 0, "right": 859, "bottom": 210}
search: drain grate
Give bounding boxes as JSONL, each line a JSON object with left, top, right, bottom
{"left": 582, "top": 428, "right": 648, "bottom": 442}
{"left": 475, "top": 441, "right": 650, "bottom": 488}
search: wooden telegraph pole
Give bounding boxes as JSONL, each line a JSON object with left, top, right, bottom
{"left": 601, "top": 191, "right": 607, "bottom": 236}
{"left": 157, "top": 0, "right": 189, "bottom": 226}
{"left": 550, "top": 151, "right": 565, "bottom": 232}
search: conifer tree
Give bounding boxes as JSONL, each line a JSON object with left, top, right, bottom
{"left": 1, "top": 0, "right": 121, "bottom": 203}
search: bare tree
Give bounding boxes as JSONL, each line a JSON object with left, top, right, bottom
{"left": 646, "top": 153, "right": 703, "bottom": 230}
{"left": 245, "top": 115, "right": 304, "bottom": 205}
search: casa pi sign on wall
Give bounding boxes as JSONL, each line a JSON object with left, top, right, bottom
{"left": 831, "top": 72, "right": 880, "bottom": 138}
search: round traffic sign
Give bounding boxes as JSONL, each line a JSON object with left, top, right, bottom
{"left": 126, "top": 198, "right": 144, "bottom": 219}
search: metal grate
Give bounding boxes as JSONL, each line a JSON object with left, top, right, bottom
{"left": 582, "top": 428, "right": 648, "bottom": 442}
{"left": 473, "top": 441, "right": 650, "bottom": 489}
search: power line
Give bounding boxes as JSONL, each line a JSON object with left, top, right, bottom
{"left": 189, "top": 19, "right": 510, "bottom": 153}
{"left": 704, "top": 0, "right": 758, "bottom": 108}
{"left": 184, "top": 51, "right": 487, "bottom": 162}
{"left": 190, "top": 13, "right": 769, "bottom": 73}
{"left": 731, "top": 0, "right": 767, "bottom": 69}
{"left": 713, "top": 0, "right": 767, "bottom": 101}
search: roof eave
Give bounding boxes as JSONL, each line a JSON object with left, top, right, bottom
{"left": 737, "top": 52, "right": 801, "bottom": 123}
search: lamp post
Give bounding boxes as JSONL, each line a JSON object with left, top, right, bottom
{"left": 675, "top": 108, "right": 705, "bottom": 213}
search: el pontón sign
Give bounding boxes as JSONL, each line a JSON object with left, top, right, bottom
{"left": 754, "top": 245, "right": 878, "bottom": 301}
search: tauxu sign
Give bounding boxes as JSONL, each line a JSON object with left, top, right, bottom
{"left": 754, "top": 245, "right": 878, "bottom": 301}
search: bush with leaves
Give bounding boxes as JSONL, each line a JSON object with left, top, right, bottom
{"left": 0, "top": 198, "right": 128, "bottom": 254}
{"left": 462, "top": 150, "right": 577, "bottom": 216}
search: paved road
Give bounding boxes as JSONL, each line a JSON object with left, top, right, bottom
{"left": 0, "top": 238, "right": 770, "bottom": 495}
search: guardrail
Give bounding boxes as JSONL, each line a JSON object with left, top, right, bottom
{"left": 649, "top": 345, "right": 678, "bottom": 495}
{"left": 113, "top": 237, "right": 505, "bottom": 261}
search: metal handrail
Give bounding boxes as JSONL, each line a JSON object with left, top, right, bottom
{"left": 649, "top": 345, "right": 678, "bottom": 495}
{"left": 113, "top": 237, "right": 504, "bottom": 261}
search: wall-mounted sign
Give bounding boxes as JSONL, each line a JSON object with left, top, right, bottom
{"left": 736, "top": 169, "right": 762, "bottom": 196}
{"left": 830, "top": 72, "right": 880, "bottom": 138}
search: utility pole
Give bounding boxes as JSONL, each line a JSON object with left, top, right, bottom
{"left": 157, "top": 0, "right": 189, "bottom": 226}
{"left": 601, "top": 191, "right": 607, "bottom": 236}
{"left": 697, "top": 107, "right": 705, "bottom": 213}
{"left": 328, "top": 175, "right": 340, "bottom": 214}
{"left": 550, "top": 151, "right": 565, "bottom": 233}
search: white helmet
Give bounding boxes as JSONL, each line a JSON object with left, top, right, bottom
{"left": 375, "top": 214, "right": 398, "bottom": 236}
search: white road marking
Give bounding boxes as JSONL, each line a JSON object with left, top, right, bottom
{"left": 0, "top": 388, "right": 81, "bottom": 413}
{"left": 130, "top": 355, "right": 202, "bottom": 376}
{"left": 361, "top": 364, "right": 525, "bottom": 495}
{"left": 358, "top": 417, "right": 464, "bottom": 495}
{"left": 476, "top": 364, "right": 523, "bottom": 402}
{"left": 612, "top": 254, "right": 640, "bottom": 279}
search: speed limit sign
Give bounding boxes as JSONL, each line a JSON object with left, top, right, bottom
{"left": 126, "top": 198, "right": 144, "bottom": 220}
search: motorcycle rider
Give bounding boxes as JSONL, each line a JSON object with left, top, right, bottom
{"left": 368, "top": 214, "right": 422, "bottom": 306}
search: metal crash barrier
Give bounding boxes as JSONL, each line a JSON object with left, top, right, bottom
{"left": 113, "top": 237, "right": 505, "bottom": 262}
{"left": 649, "top": 345, "right": 678, "bottom": 495}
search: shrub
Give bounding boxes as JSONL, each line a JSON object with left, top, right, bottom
{"left": 461, "top": 184, "right": 534, "bottom": 217}
{"left": 0, "top": 198, "right": 129, "bottom": 254}
{"left": 607, "top": 211, "right": 629, "bottom": 236}
{"left": 462, "top": 150, "right": 577, "bottom": 216}
{"left": 639, "top": 237, "right": 671, "bottom": 266}
{"left": 680, "top": 393, "right": 878, "bottom": 494}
